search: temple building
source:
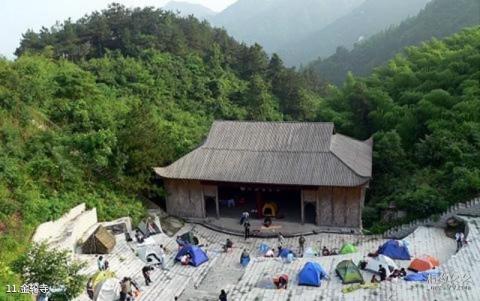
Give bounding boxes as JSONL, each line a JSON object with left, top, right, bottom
{"left": 154, "top": 121, "right": 373, "bottom": 228}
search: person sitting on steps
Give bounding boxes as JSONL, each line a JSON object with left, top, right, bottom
{"left": 223, "top": 238, "right": 233, "bottom": 252}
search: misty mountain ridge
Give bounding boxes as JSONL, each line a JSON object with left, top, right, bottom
{"left": 163, "top": 1, "right": 216, "bottom": 19}
{"left": 209, "top": 0, "right": 365, "bottom": 52}
{"left": 278, "top": 0, "right": 431, "bottom": 65}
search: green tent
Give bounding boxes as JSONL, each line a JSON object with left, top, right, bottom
{"left": 336, "top": 260, "right": 364, "bottom": 284}
{"left": 339, "top": 243, "right": 358, "bottom": 254}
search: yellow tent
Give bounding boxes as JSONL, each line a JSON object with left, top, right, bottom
{"left": 91, "top": 270, "right": 116, "bottom": 288}
{"left": 262, "top": 202, "right": 278, "bottom": 217}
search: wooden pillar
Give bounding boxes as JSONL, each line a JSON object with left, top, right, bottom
{"left": 200, "top": 184, "right": 206, "bottom": 218}
{"left": 316, "top": 194, "right": 320, "bottom": 226}
{"left": 301, "top": 190, "right": 305, "bottom": 224}
{"left": 215, "top": 185, "right": 220, "bottom": 219}
{"left": 359, "top": 186, "right": 366, "bottom": 229}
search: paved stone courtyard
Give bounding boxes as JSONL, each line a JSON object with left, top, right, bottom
{"left": 73, "top": 214, "right": 480, "bottom": 301}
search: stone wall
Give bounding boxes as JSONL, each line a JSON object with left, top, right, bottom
{"left": 32, "top": 203, "right": 97, "bottom": 255}
{"left": 164, "top": 179, "right": 207, "bottom": 218}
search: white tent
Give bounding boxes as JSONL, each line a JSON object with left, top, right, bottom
{"left": 304, "top": 247, "right": 318, "bottom": 258}
{"left": 94, "top": 278, "right": 120, "bottom": 301}
{"left": 365, "top": 254, "right": 398, "bottom": 276}
{"left": 137, "top": 244, "right": 162, "bottom": 264}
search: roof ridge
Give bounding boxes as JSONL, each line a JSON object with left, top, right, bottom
{"left": 201, "top": 146, "right": 331, "bottom": 153}
{"left": 329, "top": 134, "right": 373, "bottom": 178}
{"left": 213, "top": 120, "right": 335, "bottom": 125}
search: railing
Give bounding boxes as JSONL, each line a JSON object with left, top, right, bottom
{"left": 383, "top": 196, "right": 480, "bottom": 239}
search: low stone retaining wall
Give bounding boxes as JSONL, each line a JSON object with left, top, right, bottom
{"left": 383, "top": 196, "right": 480, "bottom": 239}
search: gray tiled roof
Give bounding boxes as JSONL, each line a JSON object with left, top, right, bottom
{"left": 155, "top": 121, "right": 372, "bottom": 186}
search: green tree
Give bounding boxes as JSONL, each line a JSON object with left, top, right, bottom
{"left": 13, "top": 243, "right": 87, "bottom": 300}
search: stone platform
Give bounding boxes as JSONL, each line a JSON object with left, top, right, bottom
{"left": 72, "top": 214, "right": 480, "bottom": 301}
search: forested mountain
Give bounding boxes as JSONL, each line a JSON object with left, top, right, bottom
{"left": 316, "top": 27, "right": 480, "bottom": 229}
{"left": 209, "top": 0, "right": 364, "bottom": 53}
{"left": 2, "top": 2, "right": 479, "bottom": 298}
{"left": 308, "top": 0, "right": 480, "bottom": 84}
{"left": 1, "top": 5, "right": 323, "bottom": 295}
{"left": 279, "top": 0, "right": 430, "bottom": 66}
{"left": 163, "top": 1, "right": 216, "bottom": 19}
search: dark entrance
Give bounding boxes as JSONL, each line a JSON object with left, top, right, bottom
{"left": 216, "top": 183, "right": 302, "bottom": 222}
{"left": 305, "top": 203, "right": 317, "bottom": 224}
{"left": 205, "top": 196, "right": 217, "bottom": 218}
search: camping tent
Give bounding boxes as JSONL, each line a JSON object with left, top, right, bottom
{"left": 304, "top": 247, "right": 318, "bottom": 258}
{"left": 93, "top": 278, "right": 120, "bottom": 301}
{"left": 175, "top": 245, "right": 209, "bottom": 267}
{"left": 240, "top": 255, "right": 250, "bottom": 267}
{"left": 404, "top": 269, "right": 441, "bottom": 282}
{"left": 364, "top": 255, "right": 398, "bottom": 276}
{"left": 259, "top": 243, "right": 270, "bottom": 254}
{"left": 404, "top": 273, "right": 428, "bottom": 282}
{"left": 82, "top": 225, "right": 116, "bottom": 254}
{"left": 298, "top": 262, "right": 327, "bottom": 287}
{"left": 278, "top": 248, "right": 293, "bottom": 258}
{"left": 336, "top": 260, "right": 364, "bottom": 284}
{"left": 339, "top": 243, "right": 357, "bottom": 254}
{"left": 138, "top": 216, "right": 162, "bottom": 236}
{"left": 409, "top": 256, "right": 440, "bottom": 272}
{"left": 262, "top": 202, "right": 278, "bottom": 217}
{"left": 178, "top": 232, "right": 199, "bottom": 246}
{"left": 91, "top": 271, "right": 116, "bottom": 288}
{"left": 378, "top": 240, "right": 411, "bottom": 260}
{"left": 137, "top": 244, "right": 163, "bottom": 264}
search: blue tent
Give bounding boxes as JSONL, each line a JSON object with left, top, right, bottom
{"left": 404, "top": 273, "right": 427, "bottom": 282}
{"left": 278, "top": 248, "right": 293, "bottom": 258}
{"left": 240, "top": 255, "right": 250, "bottom": 267}
{"left": 404, "top": 269, "right": 440, "bottom": 282}
{"left": 175, "top": 245, "right": 209, "bottom": 267}
{"left": 298, "top": 262, "right": 327, "bottom": 287}
{"left": 259, "top": 243, "right": 269, "bottom": 254}
{"left": 378, "top": 240, "right": 411, "bottom": 260}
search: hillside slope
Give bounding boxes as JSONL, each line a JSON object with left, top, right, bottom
{"left": 308, "top": 0, "right": 480, "bottom": 84}
{"left": 279, "top": 0, "right": 430, "bottom": 66}
{"left": 316, "top": 26, "right": 480, "bottom": 229}
{"left": 210, "top": 0, "right": 364, "bottom": 52}
{"left": 1, "top": 4, "right": 323, "bottom": 298}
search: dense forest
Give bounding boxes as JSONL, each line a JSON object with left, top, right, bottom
{"left": 308, "top": 0, "right": 480, "bottom": 84}
{"left": 0, "top": 5, "right": 322, "bottom": 296}
{"left": 1, "top": 3, "right": 479, "bottom": 298}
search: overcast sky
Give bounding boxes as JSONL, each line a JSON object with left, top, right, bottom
{"left": 0, "top": 0, "right": 236, "bottom": 59}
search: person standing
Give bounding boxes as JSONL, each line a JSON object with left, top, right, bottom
{"left": 97, "top": 256, "right": 105, "bottom": 271}
{"left": 455, "top": 231, "right": 465, "bottom": 252}
{"left": 244, "top": 221, "right": 250, "bottom": 240}
{"left": 120, "top": 277, "right": 139, "bottom": 301}
{"left": 278, "top": 232, "right": 285, "bottom": 248}
{"left": 86, "top": 278, "right": 94, "bottom": 300}
{"left": 378, "top": 265, "right": 387, "bottom": 281}
{"left": 159, "top": 244, "right": 168, "bottom": 270}
{"left": 142, "top": 265, "right": 154, "bottom": 286}
{"left": 219, "top": 289, "right": 227, "bottom": 301}
{"left": 298, "top": 235, "right": 305, "bottom": 257}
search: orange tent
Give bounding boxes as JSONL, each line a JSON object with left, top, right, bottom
{"left": 408, "top": 256, "right": 440, "bottom": 272}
